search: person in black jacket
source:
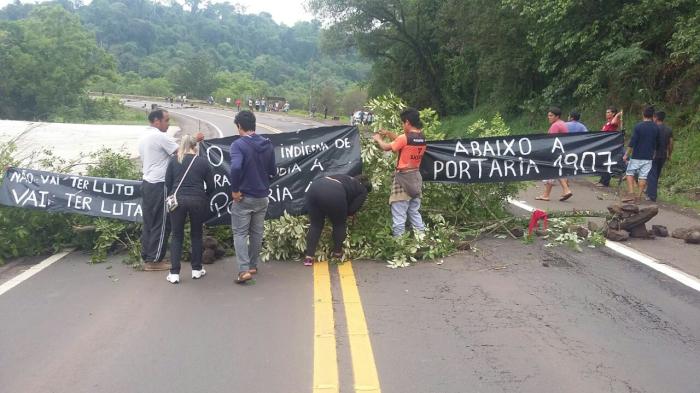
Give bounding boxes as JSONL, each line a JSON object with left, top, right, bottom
{"left": 164, "top": 134, "right": 215, "bottom": 284}
{"left": 303, "top": 174, "right": 372, "bottom": 266}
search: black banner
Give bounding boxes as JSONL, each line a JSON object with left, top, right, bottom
{"left": 0, "top": 168, "right": 143, "bottom": 221}
{"left": 0, "top": 126, "right": 362, "bottom": 224}
{"left": 200, "top": 125, "right": 361, "bottom": 225}
{"left": 422, "top": 131, "right": 625, "bottom": 183}
{"left": 0, "top": 129, "right": 623, "bottom": 224}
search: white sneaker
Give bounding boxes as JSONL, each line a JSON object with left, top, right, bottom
{"left": 192, "top": 269, "right": 206, "bottom": 279}
{"left": 166, "top": 273, "right": 180, "bottom": 284}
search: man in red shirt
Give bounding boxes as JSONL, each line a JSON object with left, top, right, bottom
{"left": 596, "top": 106, "right": 623, "bottom": 187}
{"left": 373, "top": 108, "right": 427, "bottom": 237}
{"left": 235, "top": 98, "right": 241, "bottom": 112}
{"left": 536, "top": 107, "right": 573, "bottom": 202}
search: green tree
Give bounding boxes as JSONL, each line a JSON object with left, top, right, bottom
{"left": 0, "top": 5, "right": 114, "bottom": 120}
{"left": 167, "top": 53, "right": 218, "bottom": 98}
{"left": 309, "top": 0, "right": 446, "bottom": 112}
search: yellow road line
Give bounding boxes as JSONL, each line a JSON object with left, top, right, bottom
{"left": 313, "top": 261, "right": 339, "bottom": 393}
{"left": 257, "top": 122, "right": 282, "bottom": 133}
{"left": 338, "top": 261, "right": 382, "bottom": 393}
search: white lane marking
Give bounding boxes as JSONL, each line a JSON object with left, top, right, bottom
{"left": 0, "top": 249, "right": 74, "bottom": 296}
{"left": 507, "top": 198, "right": 700, "bottom": 292}
{"left": 187, "top": 109, "right": 282, "bottom": 134}
{"left": 168, "top": 109, "right": 224, "bottom": 138}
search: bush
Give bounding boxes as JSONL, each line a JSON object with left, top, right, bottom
{"left": 0, "top": 142, "right": 143, "bottom": 264}
{"left": 260, "top": 93, "right": 520, "bottom": 267}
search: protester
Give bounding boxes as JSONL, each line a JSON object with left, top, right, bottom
{"left": 235, "top": 98, "right": 241, "bottom": 111}
{"left": 138, "top": 109, "right": 178, "bottom": 271}
{"left": 646, "top": 110, "right": 673, "bottom": 202}
{"left": 164, "top": 134, "right": 215, "bottom": 284}
{"left": 138, "top": 110, "right": 204, "bottom": 272}
{"left": 229, "top": 110, "right": 276, "bottom": 284}
{"left": 372, "top": 108, "right": 427, "bottom": 237}
{"left": 623, "top": 106, "right": 659, "bottom": 203}
{"left": 302, "top": 174, "right": 371, "bottom": 266}
{"left": 596, "top": 107, "right": 623, "bottom": 187}
{"left": 565, "top": 110, "right": 588, "bottom": 133}
{"left": 536, "top": 107, "right": 574, "bottom": 202}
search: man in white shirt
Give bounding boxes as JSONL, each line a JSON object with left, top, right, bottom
{"left": 138, "top": 109, "right": 179, "bottom": 271}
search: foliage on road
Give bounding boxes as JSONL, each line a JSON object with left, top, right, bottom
{"left": 262, "top": 93, "right": 520, "bottom": 267}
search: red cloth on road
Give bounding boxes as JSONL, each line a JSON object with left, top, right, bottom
{"left": 528, "top": 209, "right": 548, "bottom": 234}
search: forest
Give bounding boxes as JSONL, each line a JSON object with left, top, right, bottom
{"left": 0, "top": 0, "right": 369, "bottom": 120}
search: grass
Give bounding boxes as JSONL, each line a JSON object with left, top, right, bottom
{"left": 441, "top": 108, "right": 542, "bottom": 138}
{"left": 82, "top": 106, "right": 149, "bottom": 125}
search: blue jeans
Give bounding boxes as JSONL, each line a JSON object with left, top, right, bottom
{"left": 391, "top": 198, "right": 425, "bottom": 237}
{"left": 231, "top": 196, "right": 268, "bottom": 273}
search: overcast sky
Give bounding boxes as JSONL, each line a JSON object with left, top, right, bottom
{"left": 0, "top": 0, "right": 315, "bottom": 26}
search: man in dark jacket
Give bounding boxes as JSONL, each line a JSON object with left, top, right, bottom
{"left": 229, "top": 110, "right": 276, "bottom": 283}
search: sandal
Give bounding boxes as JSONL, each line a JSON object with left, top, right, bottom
{"left": 535, "top": 196, "right": 550, "bottom": 201}
{"left": 559, "top": 192, "right": 573, "bottom": 201}
{"left": 248, "top": 267, "right": 258, "bottom": 275}
{"left": 235, "top": 271, "right": 252, "bottom": 284}
{"left": 303, "top": 257, "right": 313, "bottom": 266}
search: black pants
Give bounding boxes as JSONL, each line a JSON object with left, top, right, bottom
{"left": 305, "top": 178, "right": 347, "bottom": 256}
{"left": 140, "top": 181, "right": 170, "bottom": 263}
{"left": 646, "top": 157, "right": 666, "bottom": 202}
{"left": 169, "top": 194, "right": 209, "bottom": 274}
{"left": 599, "top": 172, "right": 612, "bottom": 187}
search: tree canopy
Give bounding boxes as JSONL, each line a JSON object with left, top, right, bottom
{"left": 0, "top": 5, "right": 114, "bottom": 120}
{"left": 310, "top": 0, "right": 700, "bottom": 116}
{"left": 0, "top": 0, "right": 370, "bottom": 119}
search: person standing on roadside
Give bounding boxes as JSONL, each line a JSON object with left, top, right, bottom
{"left": 139, "top": 110, "right": 204, "bottom": 271}
{"left": 623, "top": 106, "right": 659, "bottom": 203}
{"left": 372, "top": 107, "right": 427, "bottom": 237}
{"left": 235, "top": 98, "right": 241, "bottom": 112}
{"left": 139, "top": 109, "right": 178, "bottom": 271}
{"left": 596, "top": 107, "right": 623, "bottom": 187}
{"left": 646, "top": 111, "right": 673, "bottom": 202}
{"left": 536, "top": 107, "right": 574, "bottom": 202}
{"left": 565, "top": 110, "right": 588, "bottom": 133}
{"left": 229, "top": 110, "right": 276, "bottom": 284}
{"left": 164, "top": 134, "right": 215, "bottom": 284}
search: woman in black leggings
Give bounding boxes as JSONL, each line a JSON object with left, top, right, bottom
{"left": 303, "top": 174, "right": 371, "bottom": 266}
{"left": 164, "top": 134, "right": 215, "bottom": 284}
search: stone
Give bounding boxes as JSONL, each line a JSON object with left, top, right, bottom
{"left": 510, "top": 227, "right": 524, "bottom": 238}
{"left": 651, "top": 225, "right": 669, "bottom": 237}
{"left": 605, "top": 229, "right": 629, "bottom": 242}
{"left": 575, "top": 226, "right": 590, "bottom": 239}
{"left": 617, "top": 206, "right": 658, "bottom": 231}
{"left": 628, "top": 224, "right": 654, "bottom": 239}
{"left": 214, "top": 245, "right": 227, "bottom": 258}
{"left": 534, "top": 229, "right": 547, "bottom": 237}
{"left": 203, "top": 236, "right": 218, "bottom": 249}
{"left": 587, "top": 221, "right": 600, "bottom": 232}
{"left": 672, "top": 228, "right": 692, "bottom": 240}
{"left": 202, "top": 248, "right": 216, "bottom": 264}
{"left": 457, "top": 241, "right": 471, "bottom": 251}
{"left": 621, "top": 204, "right": 640, "bottom": 213}
{"left": 686, "top": 231, "right": 700, "bottom": 244}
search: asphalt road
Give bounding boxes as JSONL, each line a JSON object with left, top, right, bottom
{"left": 2, "top": 107, "right": 700, "bottom": 392}
{"left": 1, "top": 239, "right": 699, "bottom": 393}
{"left": 123, "top": 100, "right": 330, "bottom": 137}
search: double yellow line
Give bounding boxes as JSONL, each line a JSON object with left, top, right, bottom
{"left": 313, "top": 261, "right": 381, "bottom": 393}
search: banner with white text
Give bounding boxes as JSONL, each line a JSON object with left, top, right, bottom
{"left": 0, "top": 129, "right": 624, "bottom": 224}
{"left": 421, "top": 131, "right": 625, "bottom": 183}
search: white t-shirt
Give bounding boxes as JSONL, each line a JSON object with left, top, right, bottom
{"left": 138, "top": 126, "right": 178, "bottom": 183}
